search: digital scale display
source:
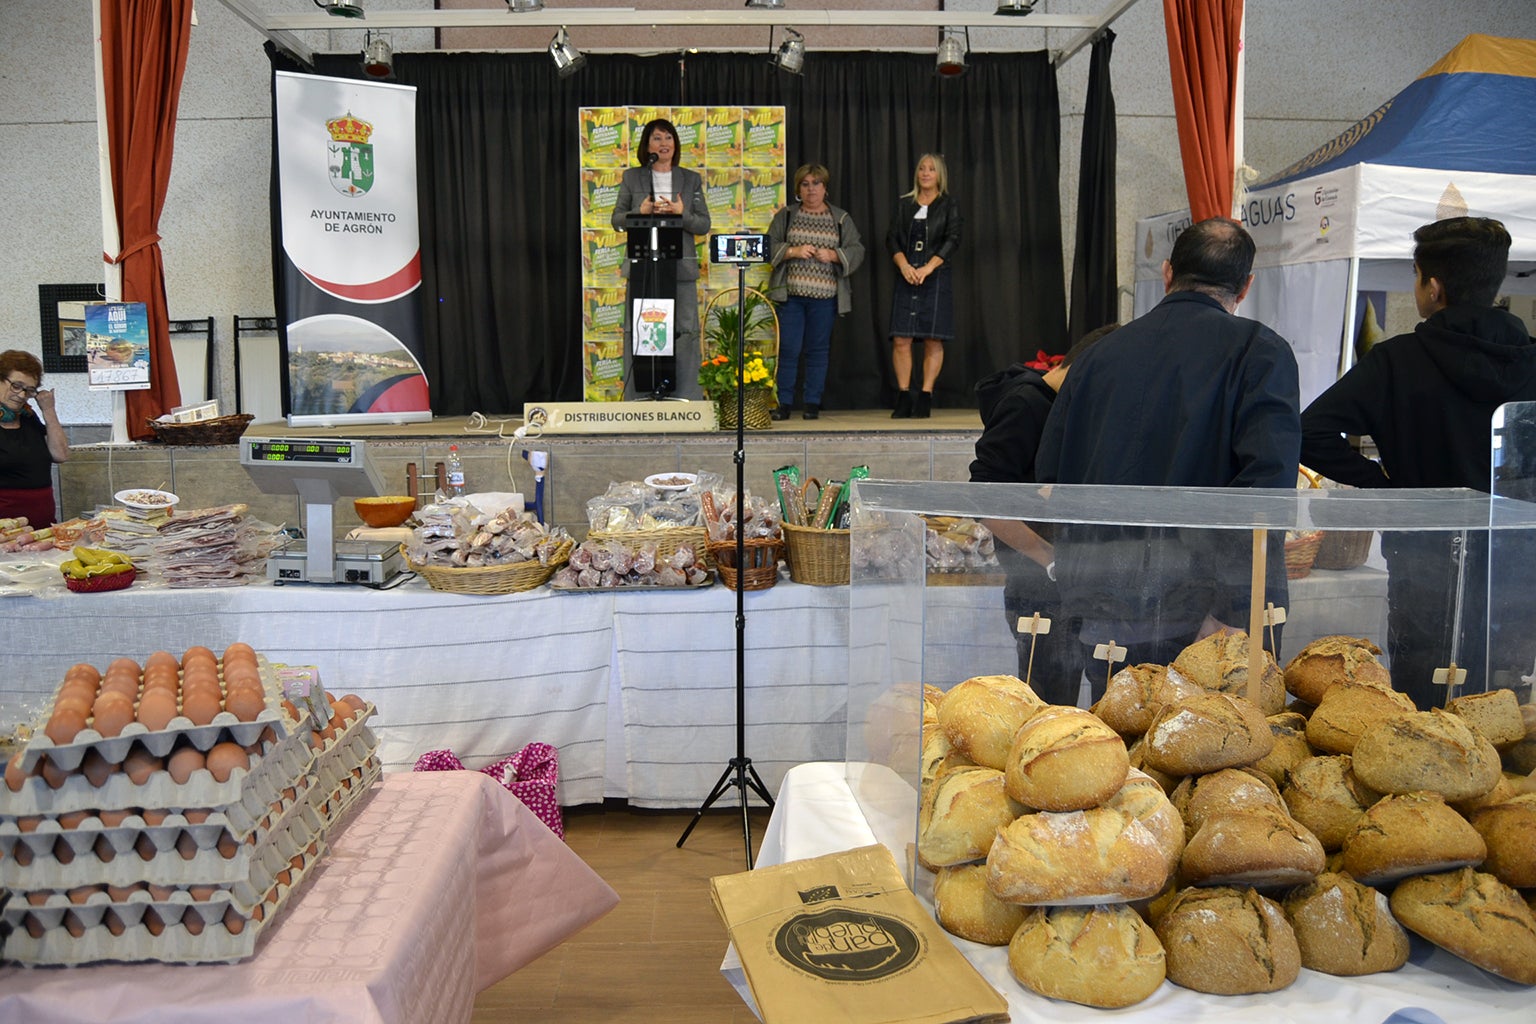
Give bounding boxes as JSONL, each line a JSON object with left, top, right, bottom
{"left": 246, "top": 439, "right": 356, "bottom": 464}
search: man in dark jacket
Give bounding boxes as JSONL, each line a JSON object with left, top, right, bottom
{"left": 1301, "top": 216, "right": 1536, "bottom": 707}
{"left": 1036, "top": 218, "right": 1301, "bottom": 689}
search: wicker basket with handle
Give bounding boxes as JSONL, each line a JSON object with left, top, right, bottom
{"left": 782, "top": 521, "right": 850, "bottom": 586}
{"left": 1313, "top": 530, "right": 1374, "bottom": 570}
{"left": 406, "top": 539, "right": 573, "bottom": 595}
{"left": 1283, "top": 531, "right": 1324, "bottom": 580}
{"left": 707, "top": 536, "right": 783, "bottom": 591}
{"left": 585, "top": 525, "right": 713, "bottom": 569}
{"left": 146, "top": 413, "right": 255, "bottom": 446}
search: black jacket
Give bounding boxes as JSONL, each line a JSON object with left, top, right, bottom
{"left": 970, "top": 364, "right": 1055, "bottom": 484}
{"left": 884, "top": 193, "right": 962, "bottom": 265}
{"left": 1300, "top": 304, "right": 1536, "bottom": 491}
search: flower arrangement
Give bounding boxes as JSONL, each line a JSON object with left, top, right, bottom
{"left": 699, "top": 353, "right": 773, "bottom": 399}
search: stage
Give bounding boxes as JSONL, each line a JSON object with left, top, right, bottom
{"left": 59, "top": 408, "right": 985, "bottom": 538}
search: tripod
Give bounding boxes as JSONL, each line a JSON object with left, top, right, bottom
{"left": 677, "top": 263, "right": 775, "bottom": 869}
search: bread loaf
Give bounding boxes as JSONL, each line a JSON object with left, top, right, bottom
{"left": 937, "top": 674, "right": 1046, "bottom": 770}
{"left": 1340, "top": 791, "right": 1487, "bottom": 885}
{"left": 1169, "top": 630, "right": 1286, "bottom": 714}
{"left": 1003, "top": 705, "right": 1128, "bottom": 811}
{"left": 1096, "top": 663, "right": 1201, "bottom": 737}
{"left": 1351, "top": 708, "right": 1502, "bottom": 801}
{"left": 1249, "top": 711, "right": 1316, "bottom": 787}
{"left": 1282, "top": 635, "right": 1391, "bottom": 706}
{"left": 1155, "top": 886, "right": 1301, "bottom": 994}
{"left": 1008, "top": 903, "right": 1166, "bottom": 1008}
{"left": 1451, "top": 771, "right": 1520, "bottom": 817}
{"left": 921, "top": 723, "right": 974, "bottom": 795}
{"left": 986, "top": 803, "right": 1173, "bottom": 905}
{"left": 1103, "top": 768, "right": 1185, "bottom": 876}
{"left": 1179, "top": 804, "right": 1325, "bottom": 888}
{"left": 1304, "top": 681, "right": 1418, "bottom": 754}
{"left": 1281, "top": 871, "right": 1409, "bottom": 976}
{"left": 1125, "top": 737, "right": 1179, "bottom": 794}
{"left": 1281, "top": 754, "right": 1381, "bottom": 851}
{"left": 917, "top": 765, "right": 1024, "bottom": 869}
{"left": 1469, "top": 793, "right": 1536, "bottom": 888}
{"left": 933, "top": 863, "right": 1028, "bottom": 945}
{"left": 1390, "top": 867, "right": 1536, "bottom": 984}
{"left": 1170, "top": 767, "right": 1283, "bottom": 840}
{"left": 1142, "top": 692, "right": 1274, "bottom": 776}
{"left": 1448, "top": 688, "right": 1526, "bottom": 748}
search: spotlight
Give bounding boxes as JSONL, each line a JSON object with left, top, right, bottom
{"left": 936, "top": 29, "right": 968, "bottom": 77}
{"left": 549, "top": 27, "right": 587, "bottom": 77}
{"left": 361, "top": 31, "right": 393, "bottom": 78}
{"left": 315, "top": 0, "right": 365, "bottom": 18}
{"left": 506, "top": 0, "right": 544, "bottom": 11}
{"left": 995, "top": 0, "right": 1036, "bottom": 15}
{"left": 744, "top": 0, "right": 784, "bottom": 8}
{"left": 770, "top": 27, "right": 805, "bottom": 75}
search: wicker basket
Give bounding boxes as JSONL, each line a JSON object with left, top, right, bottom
{"left": 65, "top": 568, "right": 136, "bottom": 593}
{"left": 406, "top": 539, "right": 572, "bottom": 595}
{"left": 707, "top": 537, "right": 783, "bottom": 591}
{"left": 146, "top": 414, "right": 255, "bottom": 446}
{"left": 715, "top": 389, "right": 775, "bottom": 430}
{"left": 1283, "top": 531, "right": 1325, "bottom": 580}
{"left": 782, "top": 521, "right": 851, "bottom": 586}
{"left": 1313, "top": 530, "right": 1374, "bottom": 570}
{"left": 586, "top": 525, "right": 713, "bottom": 568}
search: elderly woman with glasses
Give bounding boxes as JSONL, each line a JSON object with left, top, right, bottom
{"left": 0, "top": 350, "right": 70, "bottom": 527}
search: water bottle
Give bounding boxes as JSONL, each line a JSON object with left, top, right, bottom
{"left": 447, "top": 445, "right": 466, "bottom": 497}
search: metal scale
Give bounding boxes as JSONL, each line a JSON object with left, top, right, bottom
{"left": 239, "top": 436, "right": 404, "bottom": 586}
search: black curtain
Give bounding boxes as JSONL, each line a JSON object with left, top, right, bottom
{"left": 1068, "top": 30, "right": 1119, "bottom": 345}
{"left": 268, "top": 47, "right": 1065, "bottom": 415}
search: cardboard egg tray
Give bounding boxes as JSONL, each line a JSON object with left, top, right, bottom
{"left": 318, "top": 756, "right": 382, "bottom": 831}
{"left": 0, "top": 835, "right": 328, "bottom": 965}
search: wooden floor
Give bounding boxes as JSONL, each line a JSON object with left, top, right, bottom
{"left": 472, "top": 805, "right": 773, "bottom": 1024}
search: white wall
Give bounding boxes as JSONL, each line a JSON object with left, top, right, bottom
{"left": 3, "top": 0, "right": 1533, "bottom": 428}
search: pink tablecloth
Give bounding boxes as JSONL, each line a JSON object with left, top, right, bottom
{"left": 0, "top": 771, "right": 619, "bottom": 1023}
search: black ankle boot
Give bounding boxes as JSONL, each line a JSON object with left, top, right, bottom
{"left": 770, "top": 404, "right": 792, "bottom": 421}
{"left": 914, "top": 391, "right": 932, "bottom": 418}
{"left": 802, "top": 404, "right": 820, "bottom": 420}
{"left": 891, "top": 391, "right": 914, "bottom": 419}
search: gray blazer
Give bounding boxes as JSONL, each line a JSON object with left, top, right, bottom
{"left": 611, "top": 165, "right": 712, "bottom": 282}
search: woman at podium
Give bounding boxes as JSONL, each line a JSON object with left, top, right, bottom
{"left": 612, "top": 118, "right": 712, "bottom": 400}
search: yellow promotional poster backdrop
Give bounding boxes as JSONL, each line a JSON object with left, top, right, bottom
{"left": 579, "top": 105, "right": 784, "bottom": 400}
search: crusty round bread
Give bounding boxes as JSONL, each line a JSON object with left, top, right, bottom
{"left": 1103, "top": 768, "right": 1185, "bottom": 876}
{"left": 1179, "top": 804, "right": 1325, "bottom": 888}
{"left": 917, "top": 765, "right": 1024, "bottom": 869}
{"left": 1340, "top": 791, "right": 1487, "bottom": 885}
{"left": 1168, "top": 630, "right": 1286, "bottom": 715}
{"left": 1155, "top": 886, "right": 1301, "bottom": 994}
{"left": 1008, "top": 903, "right": 1166, "bottom": 1008}
{"left": 1390, "top": 867, "right": 1536, "bottom": 984}
{"left": 1281, "top": 871, "right": 1409, "bottom": 976}
{"left": 1249, "top": 711, "right": 1316, "bottom": 787}
{"left": 1125, "top": 737, "right": 1179, "bottom": 794}
{"left": 1351, "top": 708, "right": 1502, "bottom": 801}
{"left": 986, "top": 803, "right": 1174, "bottom": 905}
{"left": 1282, "top": 635, "right": 1391, "bottom": 706}
{"left": 1281, "top": 754, "right": 1381, "bottom": 851}
{"left": 1304, "top": 682, "right": 1418, "bottom": 755}
{"left": 1448, "top": 688, "right": 1527, "bottom": 748}
{"left": 1004, "top": 705, "right": 1129, "bottom": 811}
{"left": 933, "top": 863, "right": 1028, "bottom": 945}
{"left": 1452, "top": 772, "right": 1521, "bottom": 817}
{"left": 1469, "top": 792, "right": 1536, "bottom": 888}
{"left": 1096, "top": 663, "right": 1202, "bottom": 737}
{"left": 937, "top": 674, "right": 1047, "bottom": 770}
{"left": 921, "top": 724, "right": 975, "bottom": 795}
{"left": 1142, "top": 691, "right": 1274, "bottom": 776}
{"left": 1170, "top": 767, "right": 1283, "bottom": 840}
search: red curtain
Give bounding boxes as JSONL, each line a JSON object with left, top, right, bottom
{"left": 1163, "top": 0, "right": 1243, "bottom": 222}
{"left": 99, "top": 0, "right": 193, "bottom": 439}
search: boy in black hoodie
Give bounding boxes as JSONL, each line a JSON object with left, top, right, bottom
{"left": 1300, "top": 216, "right": 1536, "bottom": 707}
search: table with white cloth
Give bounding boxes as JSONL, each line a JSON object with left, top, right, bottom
{"left": 722, "top": 762, "right": 1531, "bottom": 1024}
{"left": 0, "top": 770, "right": 619, "bottom": 1023}
{"left": 0, "top": 566, "right": 1386, "bottom": 808}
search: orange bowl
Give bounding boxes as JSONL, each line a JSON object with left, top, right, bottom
{"left": 354, "top": 496, "right": 417, "bottom": 528}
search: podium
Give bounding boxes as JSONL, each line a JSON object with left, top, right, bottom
{"left": 624, "top": 213, "right": 684, "bottom": 399}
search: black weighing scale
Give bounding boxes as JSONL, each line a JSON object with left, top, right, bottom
{"left": 239, "top": 436, "right": 405, "bottom": 586}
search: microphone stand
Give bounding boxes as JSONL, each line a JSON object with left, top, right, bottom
{"left": 677, "top": 261, "right": 775, "bottom": 869}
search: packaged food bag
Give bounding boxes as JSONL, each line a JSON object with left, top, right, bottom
{"left": 414, "top": 742, "right": 563, "bottom": 839}
{"left": 711, "top": 844, "right": 1009, "bottom": 1024}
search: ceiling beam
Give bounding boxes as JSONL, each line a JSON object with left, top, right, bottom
{"left": 1051, "top": 0, "right": 1141, "bottom": 66}
{"left": 214, "top": 0, "right": 315, "bottom": 64}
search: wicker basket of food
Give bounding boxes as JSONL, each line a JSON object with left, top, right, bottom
{"left": 146, "top": 413, "right": 255, "bottom": 446}
{"left": 782, "top": 521, "right": 851, "bottom": 586}
{"left": 1283, "top": 530, "right": 1325, "bottom": 580}
{"left": 707, "top": 537, "right": 783, "bottom": 591}
{"left": 406, "top": 539, "right": 573, "bottom": 595}
{"left": 1313, "top": 530, "right": 1374, "bottom": 570}
{"left": 586, "top": 525, "right": 713, "bottom": 568}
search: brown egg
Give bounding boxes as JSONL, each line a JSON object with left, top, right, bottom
{"left": 280, "top": 698, "right": 301, "bottom": 722}
{"left": 103, "top": 909, "right": 126, "bottom": 936}
{"left": 144, "top": 650, "right": 179, "bottom": 673}
{"left": 4, "top": 751, "right": 30, "bottom": 792}
{"left": 62, "top": 910, "right": 86, "bottom": 937}
{"left": 183, "top": 906, "right": 206, "bottom": 935}
{"left": 64, "top": 662, "right": 102, "bottom": 686}
{"left": 39, "top": 755, "right": 71, "bottom": 790}
{"left": 205, "top": 742, "right": 249, "bottom": 783}
{"left": 44, "top": 707, "right": 88, "bottom": 745}
{"left": 217, "top": 833, "right": 239, "bottom": 859}
{"left": 189, "top": 884, "right": 216, "bottom": 901}
{"left": 176, "top": 831, "right": 199, "bottom": 860}
{"left": 51, "top": 695, "right": 94, "bottom": 722}
{"left": 290, "top": 853, "right": 305, "bottom": 871}
{"left": 26, "top": 890, "right": 49, "bottom": 906}
{"left": 183, "top": 808, "right": 211, "bottom": 824}
{"left": 181, "top": 646, "right": 217, "bottom": 669}
{"left": 166, "top": 745, "right": 205, "bottom": 784}
{"left": 329, "top": 699, "right": 354, "bottom": 725}
{"left": 90, "top": 691, "right": 136, "bottom": 738}
{"left": 16, "top": 815, "right": 42, "bottom": 833}
{"left": 142, "top": 907, "right": 165, "bottom": 936}
{"left": 146, "top": 883, "right": 175, "bottom": 901}
{"left": 57, "top": 810, "right": 91, "bottom": 830}
{"left": 180, "top": 664, "right": 220, "bottom": 689}
{"left": 53, "top": 836, "right": 75, "bottom": 864}
{"left": 122, "top": 746, "right": 163, "bottom": 785}
{"left": 141, "top": 808, "right": 167, "bottom": 826}
{"left": 340, "top": 693, "right": 368, "bottom": 714}
{"left": 223, "top": 905, "right": 247, "bottom": 934}
{"left": 223, "top": 641, "right": 257, "bottom": 662}
{"left": 24, "top": 913, "right": 44, "bottom": 939}
{"left": 94, "top": 835, "right": 117, "bottom": 863}
{"left": 106, "top": 656, "right": 142, "bottom": 677}
{"left": 135, "top": 690, "right": 178, "bottom": 731}
{"left": 67, "top": 885, "right": 99, "bottom": 905}
{"left": 181, "top": 690, "right": 222, "bottom": 726}
{"left": 99, "top": 674, "right": 140, "bottom": 700}
{"left": 222, "top": 659, "right": 261, "bottom": 684}
{"left": 106, "top": 883, "right": 140, "bottom": 901}
{"left": 135, "top": 834, "right": 157, "bottom": 861}
{"left": 13, "top": 843, "right": 33, "bottom": 866}
{"left": 276, "top": 869, "right": 292, "bottom": 887}
{"left": 98, "top": 808, "right": 133, "bottom": 827}
{"left": 141, "top": 663, "right": 179, "bottom": 691}
{"left": 225, "top": 688, "right": 265, "bottom": 723}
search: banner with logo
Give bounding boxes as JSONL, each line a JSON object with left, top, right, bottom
{"left": 84, "top": 302, "right": 151, "bottom": 391}
{"left": 274, "top": 72, "right": 431, "bottom": 425}
{"left": 579, "top": 105, "right": 784, "bottom": 401}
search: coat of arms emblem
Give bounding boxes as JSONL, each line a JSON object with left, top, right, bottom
{"left": 327, "top": 112, "right": 375, "bottom": 197}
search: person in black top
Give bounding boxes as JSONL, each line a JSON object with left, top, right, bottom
{"left": 0, "top": 349, "right": 70, "bottom": 527}
{"left": 886, "top": 153, "right": 962, "bottom": 419}
{"left": 1301, "top": 216, "right": 1536, "bottom": 707}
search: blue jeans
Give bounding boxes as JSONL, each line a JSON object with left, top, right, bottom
{"left": 775, "top": 295, "right": 837, "bottom": 406}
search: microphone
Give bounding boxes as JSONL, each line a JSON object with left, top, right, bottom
{"left": 645, "top": 151, "right": 660, "bottom": 166}
{"left": 646, "top": 151, "right": 660, "bottom": 205}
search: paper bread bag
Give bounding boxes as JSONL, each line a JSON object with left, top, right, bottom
{"left": 711, "top": 844, "right": 1009, "bottom": 1024}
